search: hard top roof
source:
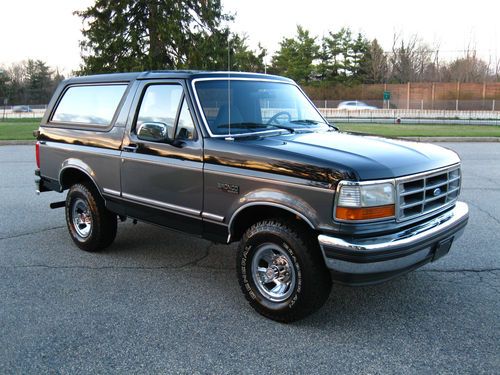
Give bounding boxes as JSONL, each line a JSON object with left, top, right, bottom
{"left": 63, "top": 70, "right": 293, "bottom": 84}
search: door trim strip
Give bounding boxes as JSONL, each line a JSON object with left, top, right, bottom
{"left": 121, "top": 192, "right": 201, "bottom": 216}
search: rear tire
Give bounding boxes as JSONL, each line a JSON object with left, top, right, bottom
{"left": 237, "top": 219, "right": 331, "bottom": 322}
{"left": 65, "top": 183, "right": 117, "bottom": 252}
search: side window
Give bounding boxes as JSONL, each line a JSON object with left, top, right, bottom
{"left": 136, "top": 84, "right": 183, "bottom": 139}
{"left": 52, "top": 84, "right": 127, "bottom": 126}
{"left": 175, "top": 98, "right": 196, "bottom": 140}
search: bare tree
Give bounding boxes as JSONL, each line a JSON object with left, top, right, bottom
{"left": 442, "top": 45, "right": 491, "bottom": 83}
{"left": 388, "top": 33, "right": 439, "bottom": 83}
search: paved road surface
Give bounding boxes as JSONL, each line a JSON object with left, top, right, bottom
{"left": 0, "top": 143, "right": 498, "bottom": 374}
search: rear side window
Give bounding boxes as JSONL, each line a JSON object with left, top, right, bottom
{"left": 52, "top": 84, "right": 127, "bottom": 126}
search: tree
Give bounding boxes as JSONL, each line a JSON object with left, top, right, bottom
{"left": 389, "top": 33, "right": 435, "bottom": 83}
{"left": 315, "top": 28, "right": 370, "bottom": 84}
{"left": 185, "top": 30, "right": 266, "bottom": 72}
{"left": 362, "top": 39, "right": 388, "bottom": 83}
{"left": 75, "top": 0, "right": 264, "bottom": 74}
{"left": 441, "top": 51, "right": 491, "bottom": 83}
{"left": 0, "top": 60, "right": 64, "bottom": 105}
{"left": 0, "top": 68, "right": 9, "bottom": 103}
{"left": 230, "top": 38, "right": 266, "bottom": 73}
{"left": 350, "top": 33, "right": 370, "bottom": 82}
{"left": 26, "top": 60, "right": 53, "bottom": 104}
{"left": 270, "top": 26, "right": 319, "bottom": 83}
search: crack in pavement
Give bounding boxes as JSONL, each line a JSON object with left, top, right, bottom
{"left": 2, "top": 264, "right": 498, "bottom": 274}
{"left": 467, "top": 201, "right": 500, "bottom": 226}
{"left": 0, "top": 225, "right": 66, "bottom": 240}
{"left": 462, "top": 187, "right": 500, "bottom": 191}
{"left": 418, "top": 268, "right": 500, "bottom": 273}
{"left": 0, "top": 241, "right": 216, "bottom": 271}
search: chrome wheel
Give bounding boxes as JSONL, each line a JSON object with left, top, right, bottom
{"left": 71, "top": 198, "right": 92, "bottom": 238}
{"left": 251, "top": 243, "right": 296, "bottom": 302}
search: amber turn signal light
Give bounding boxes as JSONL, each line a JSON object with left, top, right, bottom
{"left": 336, "top": 204, "right": 395, "bottom": 221}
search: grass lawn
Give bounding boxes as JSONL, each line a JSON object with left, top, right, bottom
{"left": 1, "top": 118, "right": 500, "bottom": 140}
{"left": 0, "top": 118, "right": 41, "bottom": 140}
{"left": 337, "top": 123, "right": 500, "bottom": 137}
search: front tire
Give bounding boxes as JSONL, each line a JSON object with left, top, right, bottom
{"left": 237, "top": 219, "right": 331, "bottom": 322}
{"left": 65, "top": 183, "right": 117, "bottom": 252}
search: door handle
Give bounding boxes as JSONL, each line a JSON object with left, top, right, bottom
{"left": 122, "top": 144, "right": 138, "bottom": 153}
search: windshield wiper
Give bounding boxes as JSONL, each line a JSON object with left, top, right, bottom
{"left": 289, "top": 119, "right": 321, "bottom": 125}
{"left": 216, "top": 122, "right": 295, "bottom": 133}
{"left": 290, "top": 119, "right": 339, "bottom": 131}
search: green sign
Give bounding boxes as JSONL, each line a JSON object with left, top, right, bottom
{"left": 383, "top": 91, "right": 391, "bottom": 100}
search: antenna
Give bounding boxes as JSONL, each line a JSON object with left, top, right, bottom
{"left": 225, "top": 33, "right": 234, "bottom": 141}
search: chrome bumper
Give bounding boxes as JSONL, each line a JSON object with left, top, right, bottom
{"left": 318, "top": 202, "right": 469, "bottom": 285}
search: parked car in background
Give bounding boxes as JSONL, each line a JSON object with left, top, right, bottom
{"left": 12, "top": 105, "right": 32, "bottom": 113}
{"left": 337, "top": 101, "right": 378, "bottom": 110}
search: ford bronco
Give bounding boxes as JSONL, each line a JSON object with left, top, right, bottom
{"left": 34, "top": 71, "right": 469, "bottom": 322}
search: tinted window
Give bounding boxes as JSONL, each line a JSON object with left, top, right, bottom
{"left": 175, "top": 98, "right": 195, "bottom": 140}
{"left": 195, "top": 80, "right": 327, "bottom": 136}
{"left": 52, "top": 85, "right": 127, "bottom": 125}
{"left": 136, "top": 84, "right": 183, "bottom": 139}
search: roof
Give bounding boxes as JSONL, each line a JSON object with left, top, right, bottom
{"left": 63, "top": 70, "right": 293, "bottom": 84}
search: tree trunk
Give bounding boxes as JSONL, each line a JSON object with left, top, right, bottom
{"left": 147, "top": 1, "right": 162, "bottom": 70}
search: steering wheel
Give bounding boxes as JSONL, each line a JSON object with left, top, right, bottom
{"left": 266, "top": 111, "right": 291, "bottom": 125}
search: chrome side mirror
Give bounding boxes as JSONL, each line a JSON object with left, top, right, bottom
{"left": 137, "top": 122, "right": 170, "bottom": 142}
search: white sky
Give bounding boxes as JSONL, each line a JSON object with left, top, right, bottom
{"left": 0, "top": 0, "right": 498, "bottom": 74}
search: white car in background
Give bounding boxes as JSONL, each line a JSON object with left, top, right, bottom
{"left": 337, "top": 101, "right": 378, "bottom": 110}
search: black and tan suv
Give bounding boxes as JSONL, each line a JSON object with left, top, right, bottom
{"left": 34, "top": 71, "right": 469, "bottom": 322}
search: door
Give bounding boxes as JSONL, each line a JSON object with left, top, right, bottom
{"left": 120, "top": 80, "right": 203, "bottom": 234}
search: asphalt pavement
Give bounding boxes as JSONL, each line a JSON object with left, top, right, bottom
{"left": 0, "top": 144, "right": 499, "bottom": 374}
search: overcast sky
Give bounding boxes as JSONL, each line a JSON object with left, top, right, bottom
{"left": 0, "top": 0, "right": 498, "bottom": 74}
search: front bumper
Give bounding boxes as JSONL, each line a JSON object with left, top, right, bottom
{"left": 318, "top": 201, "right": 469, "bottom": 285}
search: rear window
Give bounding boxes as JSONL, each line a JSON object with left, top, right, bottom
{"left": 52, "top": 84, "right": 127, "bottom": 126}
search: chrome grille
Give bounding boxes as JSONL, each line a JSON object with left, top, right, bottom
{"left": 396, "top": 165, "right": 461, "bottom": 221}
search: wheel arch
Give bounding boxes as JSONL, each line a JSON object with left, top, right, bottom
{"left": 228, "top": 202, "right": 317, "bottom": 243}
{"left": 59, "top": 159, "right": 102, "bottom": 198}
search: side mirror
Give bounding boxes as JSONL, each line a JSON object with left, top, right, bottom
{"left": 136, "top": 122, "right": 170, "bottom": 143}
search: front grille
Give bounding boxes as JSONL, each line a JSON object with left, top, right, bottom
{"left": 396, "top": 165, "right": 461, "bottom": 221}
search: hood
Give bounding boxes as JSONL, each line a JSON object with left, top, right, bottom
{"left": 251, "top": 131, "right": 460, "bottom": 180}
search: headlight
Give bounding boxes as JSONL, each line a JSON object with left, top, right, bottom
{"left": 335, "top": 181, "right": 395, "bottom": 221}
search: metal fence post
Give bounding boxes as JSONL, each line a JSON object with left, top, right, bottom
{"left": 407, "top": 82, "right": 410, "bottom": 109}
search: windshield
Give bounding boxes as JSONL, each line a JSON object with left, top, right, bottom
{"left": 194, "top": 79, "right": 328, "bottom": 136}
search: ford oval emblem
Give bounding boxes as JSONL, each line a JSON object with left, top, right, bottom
{"left": 433, "top": 188, "right": 441, "bottom": 196}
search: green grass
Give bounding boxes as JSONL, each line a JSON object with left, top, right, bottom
{"left": 1, "top": 118, "right": 500, "bottom": 140}
{"left": 0, "top": 118, "right": 41, "bottom": 140}
{"left": 337, "top": 123, "right": 500, "bottom": 137}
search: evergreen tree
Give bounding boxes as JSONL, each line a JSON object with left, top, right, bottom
{"left": 75, "top": 0, "right": 264, "bottom": 73}
{"left": 270, "top": 26, "right": 319, "bottom": 83}
{"left": 26, "top": 60, "right": 53, "bottom": 104}
{"left": 317, "top": 28, "right": 370, "bottom": 84}
{"left": 362, "top": 39, "right": 388, "bottom": 83}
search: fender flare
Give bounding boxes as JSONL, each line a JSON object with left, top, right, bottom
{"left": 227, "top": 190, "right": 319, "bottom": 242}
{"left": 59, "top": 159, "right": 102, "bottom": 198}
